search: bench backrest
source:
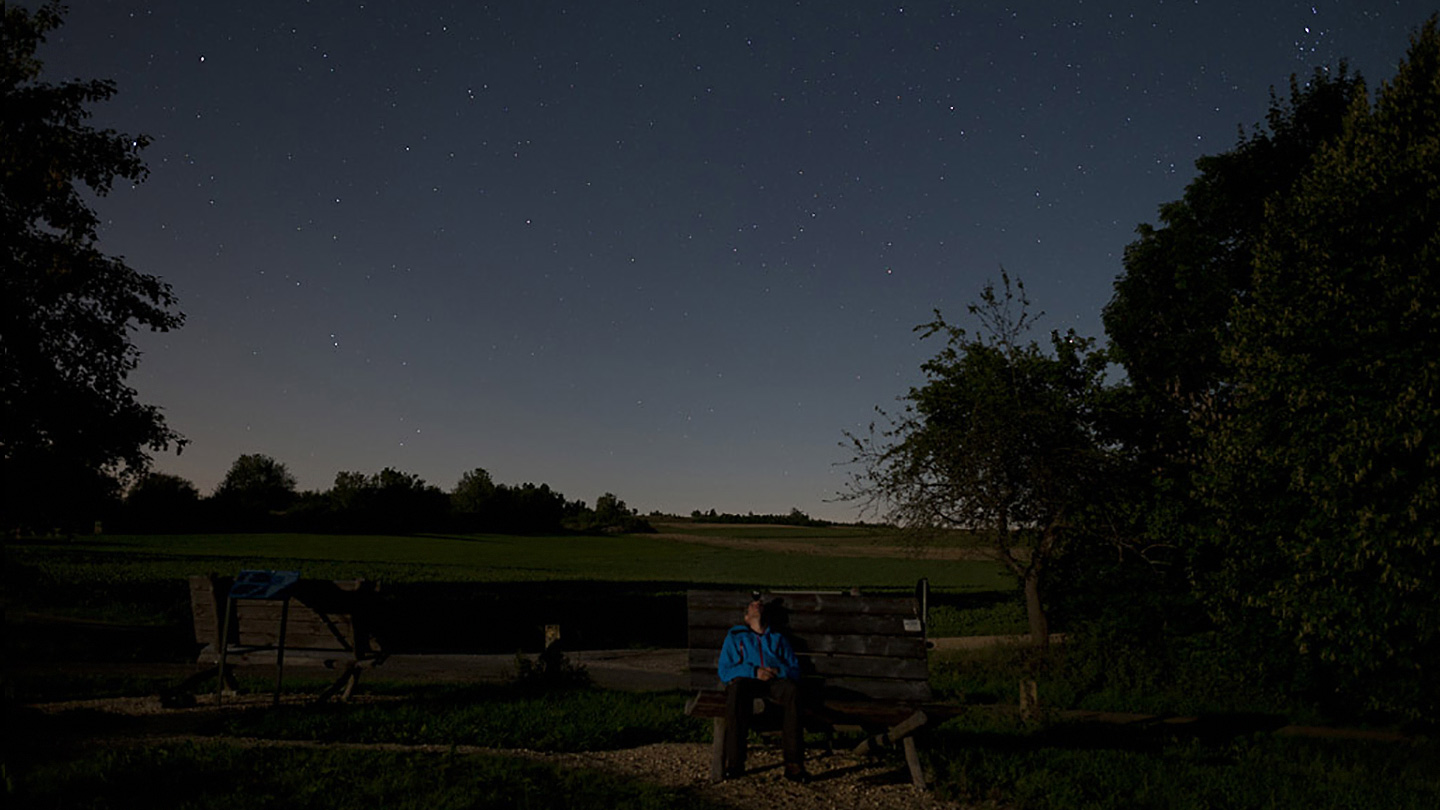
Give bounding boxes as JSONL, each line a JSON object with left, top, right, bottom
{"left": 188, "top": 574, "right": 382, "bottom": 656}
{"left": 687, "top": 589, "right": 930, "bottom": 704}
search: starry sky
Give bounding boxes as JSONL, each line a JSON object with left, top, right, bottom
{"left": 34, "top": 1, "right": 1432, "bottom": 520}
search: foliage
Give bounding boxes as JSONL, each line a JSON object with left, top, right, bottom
{"left": 570, "top": 492, "right": 654, "bottom": 534}
{"left": 118, "top": 471, "right": 201, "bottom": 533}
{"left": 210, "top": 453, "right": 297, "bottom": 526}
{"left": 1096, "top": 64, "right": 1367, "bottom": 641}
{"left": 925, "top": 723, "right": 1438, "bottom": 810}
{"left": 449, "top": 466, "right": 572, "bottom": 533}
{"left": 1194, "top": 19, "right": 1440, "bottom": 720}
{"left": 1104, "top": 65, "right": 1365, "bottom": 427}
{"left": 319, "top": 466, "right": 450, "bottom": 533}
{"left": 845, "top": 273, "right": 1117, "bottom": 650}
{"left": 450, "top": 466, "right": 498, "bottom": 514}
{"left": 0, "top": 2, "right": 184, "bottom": 531}
{"left": 687, "top": 507, "right": 833, "bottom": 527}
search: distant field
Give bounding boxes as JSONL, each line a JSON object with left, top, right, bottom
{"left": 651, "top": 521, "right": 994, "bottom": 558}
{"left": 9, "top": 529, "right": 1009, "bottom": 589}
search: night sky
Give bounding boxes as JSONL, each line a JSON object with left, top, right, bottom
{"left": 34, "top": 1, "right": 1432, "bottom": 520}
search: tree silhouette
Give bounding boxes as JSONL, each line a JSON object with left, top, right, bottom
{"left": 846, "top": 274, "right": 1115, "bottom": 652}
{"left": 1, "top": 2, "right": 183, "bottom": 530}
{"left": 1197, "top": 18, "right": 1440, "bottom": 720}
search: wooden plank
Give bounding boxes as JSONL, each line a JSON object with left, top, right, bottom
{"left": 189, "top": 575, "right": 229, "bottom": 646}
{"left": 793, "top": 634, "right": 927, "bottom": 658}
{"left": 817, "top": 677, "right": 932, "bottom": 703}
{"left": 687, "top": 591, "right": 919, "bottom": 616}
{"left": 236, "top": 631, "right": 353, "bottom": 650}
{"left": 187, "top": 575, "right": 379, "bottom": 656}
{"left": 685, "top": 672, "right": 930, "bottom": 703}
{"left": 230, "top": 615, "right": 355, "bottom": 636}
{"left": 852, "top": 710, "right": 928, "bottom": 755}
{"left": 196, "top": 646, "right": 378, "bottom": 667}
{"left": 689, "top": 609, "right": 922, "bottom": 637}
{"left": 687, "top": 633, "right": 926, "bottom": 660}
{"left": 687, "top": 649, "right": 929, "bottom": 681}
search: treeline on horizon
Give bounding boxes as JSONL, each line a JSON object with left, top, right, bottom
{"left": 111, "top": 455, "right": 655, "bottom": 536}
{"left": 686, "top": 507, "right": 837, "bottom": 528}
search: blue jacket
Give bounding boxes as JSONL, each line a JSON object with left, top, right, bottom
{"left": 718, "top": 624, "right": 800, "bottom": 683}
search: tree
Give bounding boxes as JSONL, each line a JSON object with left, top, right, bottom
{"left": 1195, "top": 19, "right": 1440, "bottom": 719}
{"left": 452, "top": 466, "right": 498, "bottom": 510}
{"left": 1100, "top": 65, "right": 1366, "bottom": 557}
{"left": 581, "top": 492, "right": 654, "bottom": 534}
{"left": 213, "top": 454, "right": 297, "bottom": 519}
{"left": 1, "top": 2, "right": 184, "bottom": 530}
{"left": 1104, "top": 66, "right": 1364, "bottom": 427}
{"left": 845, "top": 274, "right": 1115, "bottom": 651}
{"left": 365, "top": 467, "right": 448, "bottom": 532}
{"left": 120, "top": 471, "right": 199, "bottom": 533}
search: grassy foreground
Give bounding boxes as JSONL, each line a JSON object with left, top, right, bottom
{"left": 7, "top": 681, "right": 1435, "bottom": 810}
{"left": 8, "top": 743, "right": 717, "bottom": 810}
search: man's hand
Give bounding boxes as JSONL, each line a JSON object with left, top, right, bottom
{"left": 756, "top": 666, "right": 778, "bottom": 681}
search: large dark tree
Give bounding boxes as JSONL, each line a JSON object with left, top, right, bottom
{"left": 1197, "top": 19, "right": 1440, "bottom": 720}
{"left": 1, "top": 2, "right": 183, "bottom": 530}
{"left": 846, "top": 274, "right": 1116, "bottom": 651}
{"left": 1098, "top": 60, "right": 1368, "bottom": 626}
{"left": 212, "top": 453, "right": 297, "bottom": 524}
{"left": 120, "top": 471, "right": 200, "bottom": 533}
{"left": 1105, "top": 67, "right": 1364, "bottom": 433}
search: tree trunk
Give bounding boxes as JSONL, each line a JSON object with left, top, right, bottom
{"left": 1023, "top": 570, "right": 1049, "bottom": 654}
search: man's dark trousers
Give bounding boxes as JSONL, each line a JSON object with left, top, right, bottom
{"left": 723, "top": 676, "right": 803, "bottom": 775}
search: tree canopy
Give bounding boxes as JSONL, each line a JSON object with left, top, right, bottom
{"left": 213, "top": 453, "right": 297, "bottom": 518}
{"left": 846, "top": 274, "right": 1115, "bottom": 649}
{"left": 1195, "top": 19, "right": 1440, "bottom": 718}
{"left": 1, "top": 2, "right": 183, "bottom": 529}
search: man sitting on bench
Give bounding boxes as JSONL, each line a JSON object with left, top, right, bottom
{"left": 718, "top": 595, "right": 808, "bottom": 783}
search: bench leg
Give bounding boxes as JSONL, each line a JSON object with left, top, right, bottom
{"left": 851, "top": 710, "right": 928, "bottom": 756}
{"left": 903, "top": 736, "right": 926, "bottom": 790}
{"left": 316, "top": 663, "right": 361, "bottom": 703}
{"left": 710, "top": 717, "right": 726, "bottom": 783}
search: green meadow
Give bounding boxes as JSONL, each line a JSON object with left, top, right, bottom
{"left": 12, "top": 528, "right": 1004, "bottom": 583}
{"left": 5, "top": 527, "right": 1020, "bottom": 658}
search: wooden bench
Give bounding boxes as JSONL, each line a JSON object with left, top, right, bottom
{"left": 166, "top": 574, "right": 386, "bottom": 705}
{"left": 685, "top": 587, "right": 955, "bottom": 788}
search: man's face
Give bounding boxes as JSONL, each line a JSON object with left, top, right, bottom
{"left": 745, "top": 599, "right": 764, "bottom": 625}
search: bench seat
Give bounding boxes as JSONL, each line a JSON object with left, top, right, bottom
{"left": 166, "top": 574, "right": 385, "bottom": 705}
{"left": 685, "top": 587, "right": 957, "bottom": 788}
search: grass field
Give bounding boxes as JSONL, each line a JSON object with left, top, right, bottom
{"left": 4, "top": 527, "right": 1021, "bottom": 656}
{"left": 5, "top": 528, "right": 1014, "bottom": 621}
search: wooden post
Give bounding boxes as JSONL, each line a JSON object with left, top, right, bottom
{"left": 1019, "top": 678, "right": 1039, "bottom": 721}
{"left": 273, "top": 595, "right": 292, "bottom": 706}
{"left": 216, "top": 594, "right": 235, "bottom": 706}
{"left": 710, "top": 717, "right": 726, "bottom": 783}
{"left": 903, "top": 736, "right": 926, "bottom": 790}
{"left": 852, "top": 710, "right": 928, "bottom": 756}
